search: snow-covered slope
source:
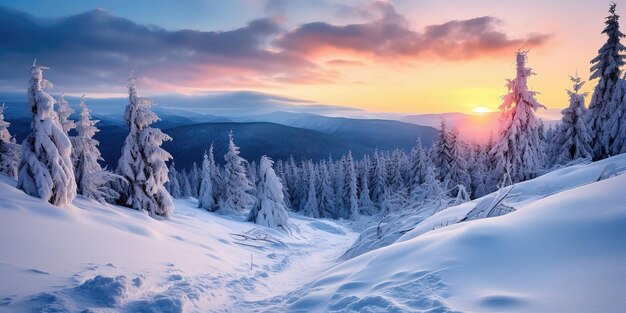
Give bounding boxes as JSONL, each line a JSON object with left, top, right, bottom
{"left": 268, "top": 155, "right": 626, "bottom": 312}
{"left": 0, "top": 176, "right": 356, "bottom": 312}
{"left": 2, "top": 155, "right": 626, "bottom": 312}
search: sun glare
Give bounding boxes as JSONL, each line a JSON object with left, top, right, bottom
{"left": 472, "top": 106, "right": 492, "bottom": 114}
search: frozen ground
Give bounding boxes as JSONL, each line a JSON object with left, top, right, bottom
{"left": 1, "top": 155, "right": 626, "bottom": 312}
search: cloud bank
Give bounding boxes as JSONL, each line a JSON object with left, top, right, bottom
{"left": 0, "top": 1, "right": 549, "bottom": 94}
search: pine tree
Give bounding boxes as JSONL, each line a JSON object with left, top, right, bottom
{"left": 17, "top": 61, "right": 76, "bottom": 207}
{"left": 606, "top": 76, "right": 626, "bottom": 156}
{"left": 207, "top": 144, "right": 222, "bottom": 206}
{"left": 275, "top": 159, "right": 292, "bottom": 209}
{"left": 0, "top": 103, "right": 13, "bottom": 143}
{"left": 422, "top": 165, "right": 447, "bottom": 211}
{"left": 387, "top": 150, "right": 406, "bottom": 191}
{"left": 445, "top": 127, "right": 472, "bottom": 195}
{"left": 358, "top": 170, "right": 374, "bottom": 214}
{"left": 408, "top": 138, "right": 427, "bottom": 201}
{"left": 370, "top": 149, "right": 387, "bottom": 206}
{"left": 317, "top": 160, "right": 336, "bottom": 218}
{"left": 0, "top": 103, "right": 19, "bottom": 178}
{"left": 180, "top": 169, "right": 192, "bottom": 198}
{"left": 247, "top": 156, "right": 291, "bottom": 232}
{"left": 168, "top": 162, "right": 181, "bottom": 198}
{"left": 292, "top": 160, "right": 309, "bottom": 212}
{"left": 468, "top": 142, "right": 489, "bottom": 198}
{"left": 303, "top": 161, "right": 320, "bottom": 218}
{"left": 222, "top": 130, "right": 254, "bottom": 211}
{"left": 56, "top": 95, "right": 76, "bottom": 134}
{"left": 588, "top": 2, "right": 626, "bottom": 160}
{"left": 190, "top": 162, "right": 201, "bottom": 198}
{"left": 333, "top": 158, "right": 345, "bottom": 216}
{"left": 198, "top": 150, "right": 217, "bottom": 211}
{"left": 341, "top": 151, "right": 359, "bottom": 220}
{"left": 284, "top": 156, "right": 300, "bottom": 210}
{"left": 116, "top": 70, "right": 173, "bottom": 217}
{"left": 72, "top": 96, "right": 123, "bottom": 202}
{"left": 490, "top": 51, "right": 546, "bottom": 183}
{"left": 72, "top": 95, "right": 99, "bottom": 195}
{"left": 434, "top": 119, "right": 454, "bottom": 185}
{"left": 553, "top": 74, "right": 594, "bottom": 164}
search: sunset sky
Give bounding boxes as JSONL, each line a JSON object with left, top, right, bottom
{"left": 0, "top": 0, "right": 612, "bottom": 114}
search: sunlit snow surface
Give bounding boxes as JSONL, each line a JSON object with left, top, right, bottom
{"left": 1, "top": 155, "right": 626, "bottom": 312}
{"left": 0, "top": 178, "right": 356, "bottom": 312}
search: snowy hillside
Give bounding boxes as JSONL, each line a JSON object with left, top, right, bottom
{"left": 1, "top": 155, "right": 626, "bottom": 312}
{"left": 249, "top": 155, "right": 626, "bottom": 312}
{"left": 0, "top": 175, "right": 356, "bottom": 312}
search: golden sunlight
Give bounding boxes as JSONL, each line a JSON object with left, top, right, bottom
{"left": 472, "top": 106, "right": 493, "bottom": 114}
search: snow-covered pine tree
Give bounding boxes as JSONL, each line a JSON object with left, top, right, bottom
{"left": 207, "top": 144, "right": 222, "bottom": 206}
{"left": 72, "top": 95, "right": 96, "bottom": 195}
{"left": 606, "top": 75, "right": 626, "bottom": 156}
{"left": 198, "top": 150, "right": 217, "bottom": 211}
{"left": 292, "top": 160, "right": 309, "bottom": 212}
{"left": 422, "top": 165, "right": 447, "bottom": 212}
{"left": 333, "top": 158, "right": 345, "bottom": 216}
{"left": 553, "top": 74, "right": 594, "bottom": 164}
{"left": 369, "top": 149, "right": 387, "bottom": 207}
{"left": 388, "top": 149, "right": 408, "bottom": 196}
{"left": 358, "top": 169, "right": 374, "bottom": 214}
{"left": 168, "top": 162, "right": 181, "bottom": 198}
{"left": 0, "top": 104, "right": 12, "bottom": 144}
{"left": 380, "top": 149, "right": 408, "bottom": 212}
{"left": 445, "top": 127, "right": 472, "bottom": 195}
{"left": 0, "top": 103, "right": 19, "bottom": 178}
{"left": 434, "top": 119, "right": 454, "bottom": 186}
{"left": 72, "top": 96, "right": 123, "bottom": 202}
{"left": 190, "top": 162, "right": 201, "bottom": 198}
{"left": 17, "top": 61, "right": 76, "bottom": 207}
{"left": 247, "top": 156, "right": 291, "bottom": 232}
{"left": 284, "top": 156, "right": 299, "bottom": 210}
{"left": 222, "top": 130, "right": 254, "bottom": 211}
{"left": 490, "top": 51, "right": 546, "bottom": 183}
{"left": 588, "top": 2, "right": 626, "bottom": 160}
{"left": 468, "top": 142, "right": 489, "bottom": 198}
{"left": 303, "top": 161, "right": 320, "bottom": 218}
{"left": 317, "top": 160, "right": 336, "bottom": 218}
{"left": 408, "top": 138, "right": 427, "bottom": 201}
{"left": 56, "top": 95, "right": 76, "bottom": 134}
{"left": 275, "top": 159, "right": 292, "bottom": 209}
{"left": 116, "top": 70, "right": 173, "bottom": 217}
{"left": 180, "top": 169, "right": 192, "bottom": 198}
{"left": 247, "top": 160, "right": 258, "bottom": 191}
{"left": 341, "top": 151, "right": 359, "bottom": 220}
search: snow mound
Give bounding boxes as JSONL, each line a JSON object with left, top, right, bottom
{"left": 270, "top": 155, "right": 626, "bottom": 312}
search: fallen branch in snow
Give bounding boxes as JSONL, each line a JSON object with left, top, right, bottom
{"left": 595, "top": 163, "right": 624, "bottom": 181}
{"left": 229, "top": 230, "right": 287, "bottom": 248}
{"left": 233, "top": 241, "right": 265, "bottom": 250}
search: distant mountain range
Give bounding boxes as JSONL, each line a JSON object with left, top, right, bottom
{"left": 0, "top": 91, "right": 560, "bottom": 169}
{"left": 4, "top": 104, "right": 437, "bottom": 169}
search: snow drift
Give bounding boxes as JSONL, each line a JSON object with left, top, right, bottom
{"left": 275, "top": 155, "right": 626, "bottom": 312}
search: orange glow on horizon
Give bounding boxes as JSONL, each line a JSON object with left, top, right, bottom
{"left": 472, "top": 106, "right": 492, "bottom": 114}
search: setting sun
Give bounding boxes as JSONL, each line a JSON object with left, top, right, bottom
{"left": 472, "top": 106, "right": 493, "bottom": 114}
